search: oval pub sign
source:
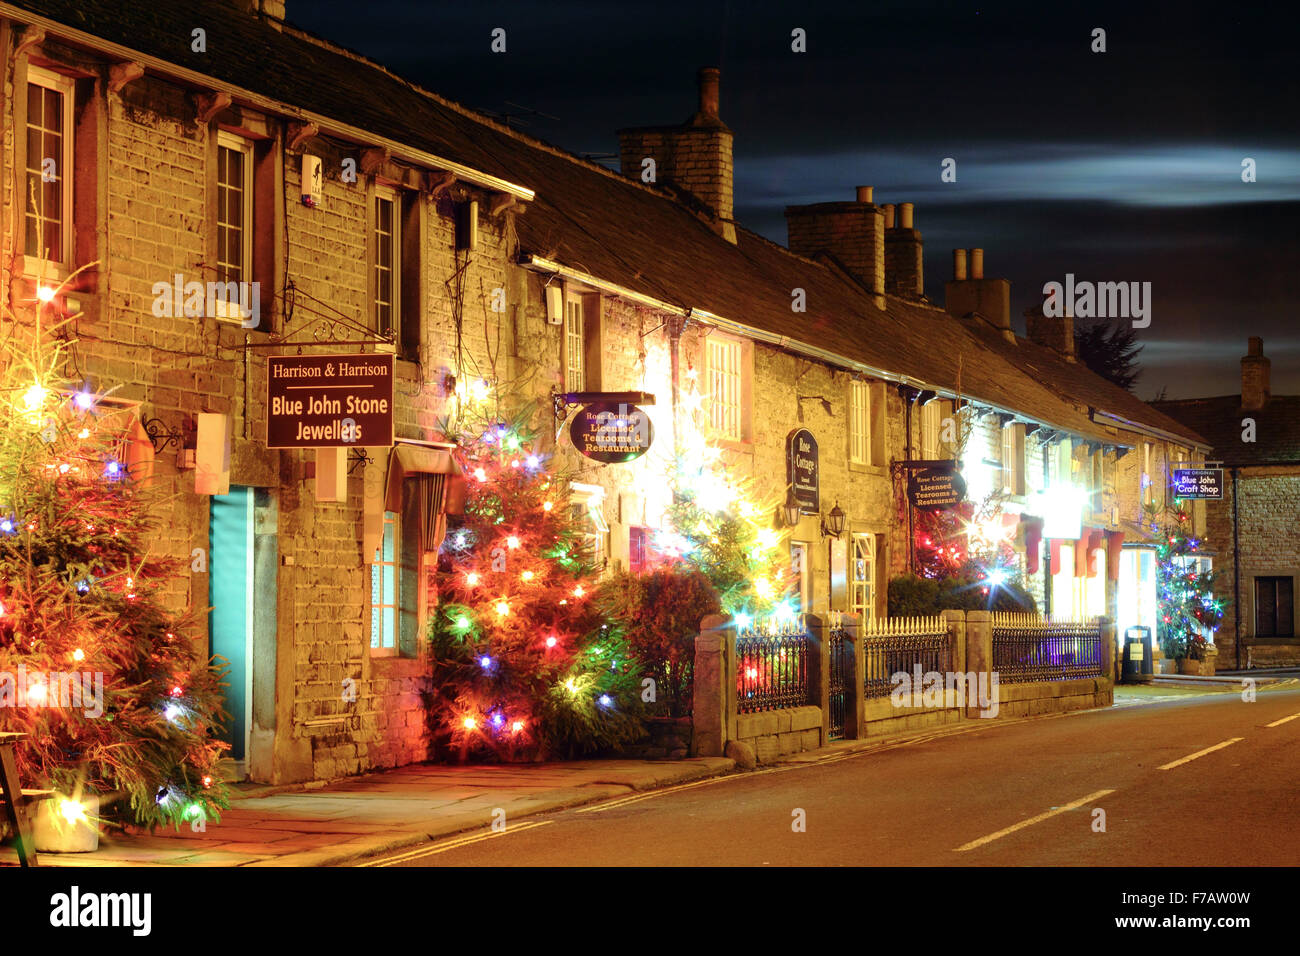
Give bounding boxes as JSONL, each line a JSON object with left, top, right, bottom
{"left": 569, "top": 403, "right": 654, "bottom": 463}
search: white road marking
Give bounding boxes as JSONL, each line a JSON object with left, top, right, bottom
{"left": 1265, "top": 712, "right": 1300, "bottom": 728}
{"left": 954, "top": 789, "right": 1115, "bottom": 852}
{"left": 1158, "top": 737, "right": 1243, "bottom": 770}
{"left": 358, "top": 820, "right": 554, "bottom": 866}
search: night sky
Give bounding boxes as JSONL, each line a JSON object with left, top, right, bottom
{"left": 289, "top": 0, "right": 1299, "bottom": 401}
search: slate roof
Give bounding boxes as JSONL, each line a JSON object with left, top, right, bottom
{"left": 8, "top": 0, "right": 1207, "bottom": 449}
{"left": 1151, "top": 396, "right": 1300, "bottom": 466}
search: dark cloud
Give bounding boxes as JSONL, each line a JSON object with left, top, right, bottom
{"left": 289, "top": 0, "right": 1300, "bottom": 399}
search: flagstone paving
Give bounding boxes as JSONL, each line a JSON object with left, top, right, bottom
{"left": 0, "top": 757, "right": 735, "bottom": 867}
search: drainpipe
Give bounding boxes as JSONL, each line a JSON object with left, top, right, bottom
{"left": 1043, "top": 443, "right": 1052, "bottom": 617}
{"left": 1232, "top": 466, "right": 1242, "bottom": 670}
{"left": 904, "top": 388, "right": 914, "bottom": 573}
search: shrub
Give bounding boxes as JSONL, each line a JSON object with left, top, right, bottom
{"left": 888, "top": 573, "right": 1037, "bottom": 616}
{"left": 596, "top": 565, "right": 721, "bottom": 717}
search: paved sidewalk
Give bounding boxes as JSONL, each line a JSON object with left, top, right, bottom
{"left": 0, "top": 757, "right": 734, "bottom": 868}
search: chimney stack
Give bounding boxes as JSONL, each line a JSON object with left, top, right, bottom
{"left": 784, "top": 187, "right": 886, "bottom": 309}
{"left": 1025, "top": 304, "right": 1076, "bottom": 361}
{"left": 945, "top": 248, "right": 1013, "bottom": 344}
{"left": 618, "top": 67, "right": 736, "bottom": 242}
{"left": 1241, "top": 336, "right": 1271, "bottom": 410}
{"left": 884, "top": 202, "right": 923, "bottom": 298}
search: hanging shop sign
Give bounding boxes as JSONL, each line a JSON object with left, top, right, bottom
{"left": 569, "top": 402, "right": 654, "bottom": 463}
{"left": 908, "top": 464, "right": 966, "bottom": 510}
{"left": 1172, "top": 468, "right": 1224, "bottom": 500}
{"left": 267, "top": 353, "right": 394, "bottom": 448}
{"left": 786, "top": 428, "right": 820, "bottom": 514}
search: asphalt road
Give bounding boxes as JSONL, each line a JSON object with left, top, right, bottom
{"left": 360, "top": 686, "right": 1300, "bottom": 866}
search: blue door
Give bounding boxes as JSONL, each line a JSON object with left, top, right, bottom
{"left": 210, "top": 488, "right": 254, "bottom": 763}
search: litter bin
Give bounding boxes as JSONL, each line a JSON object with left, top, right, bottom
{"left": 1121, "top": 626, "right": 1154, "bottom": 684}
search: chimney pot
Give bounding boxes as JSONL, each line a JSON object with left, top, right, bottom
{"left": 898, "top": 202, "right": 914, "bottom": 230}
{"left": 698, "top": 67, "right": 721, "bottom": 119}
{"left": 970, "top": 248, "right": 984, "bottom": 280}
{"left": 953, "top": 248, "right": 968, "bottom": 281}
{"left": 856, "top": 186, "right": 873, "bottom": 203}
{"left": 1248, "top": 335, "right": 1263, "bottom": 357}
{"left": 882, "top": 203, "right": 896, "bottom": 229}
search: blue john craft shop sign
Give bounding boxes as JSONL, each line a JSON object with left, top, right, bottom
{"left": 1172, "top": 468, "right": 1224, "bottom": 500}
{"left": 786, "top": 428, "right": 820, "bottom": 514}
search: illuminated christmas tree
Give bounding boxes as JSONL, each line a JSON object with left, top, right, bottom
{"left": 656, "top": 364, "right": 795, "bottom": 624}
{"left": 1149, "top": 501, "right": 1224, "bottom": 660}
{"left": 0, "top": 276, "right": 229, "bottom": 831}
{"left": 428, "top": 403, "right": 644, "bottom": 761}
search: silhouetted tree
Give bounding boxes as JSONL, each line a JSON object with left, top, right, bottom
{"left": 1075, "top": 319, "right": 1143, "bottom": 391}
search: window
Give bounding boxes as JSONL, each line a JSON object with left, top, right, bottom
{"left": 370, "top": 511, "right": 399, "bottom": 654}
{"left": 565, "top": 296, "right": 585, "bottom": 392}
{"left": 1001, "top": 422, "right": 1026, "bottom": 496}
{"left": 629, "top": 527, "right": 649, "bottom": 574}
{"left": 215, "top": 131, "right": 253, "bottom": 320}
{"left": 920, "top": 400, "right": 952, "bottom": 460}
{"left": 370, "top": 496, "right": 420, "bottom": 657}
{"left": 1089, "top": 448, "right": 1105, "bottom": 514}
{"left": 1140, "top": 442, "right": 1152, "bottom": 506}
{"left": 1255, "top": 577, "right": 1295, "bottom": 638}
{"left": 706, "top": 336, "right": 743, "bottom": 441}
{"left": 24, "top": 67, "right": 74, "bottom": 267}
{"left": 849, "top": 381, "right": 868, "bottom": 464}
{"left": 850, "top": 533, "right": 875, "bottom": 621}
{"left": 569, "top": 483, "right": 609, "bottom": 571}
{"left": 373, "top": 187, "right": 399, "bottom": 340}
{"left": 791, "top": 541, "right": 810, "bottom": 612}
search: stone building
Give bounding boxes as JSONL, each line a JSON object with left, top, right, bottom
{"left": 1, "top": 0, "right": 1211, "bottom": 785}
{"left": 1154, "top": 338, "right": 1300, "bottom": 669}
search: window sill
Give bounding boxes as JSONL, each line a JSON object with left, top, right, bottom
{"left": 371, "top": 653, "right": 423, "bottom": 677}
{"left": 1245, "top": 635, "right": 1300, "bottom": 644}
{"left": 848, "top": 461, "right": 888, "bottom": 477}
{"left": 714, "top": 437, "right": 753, "bottom": 455}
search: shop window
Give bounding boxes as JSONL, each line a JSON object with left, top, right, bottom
{"left": 1255, "top": 576, "right": 1295, "bottom": 638}
{"left": 850, "top": 533, "right": 876, "bottom": 621}
{"left": 370, "top": 511, "right": 399, "bottom": 655}
{"left": 569, "top": 483, "right": 609, "bottom": 572}
{"left": 791, "top": 541, "right": 811, "bottom": 612}
{"left": 370, "top": 497, "right": 420, "bottom": 657}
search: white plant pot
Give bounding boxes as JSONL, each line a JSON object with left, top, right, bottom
{"left": 32, "top": 795, "right": 100, "bottom": 853}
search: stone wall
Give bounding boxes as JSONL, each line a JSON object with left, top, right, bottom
{"left": 1210, "top": 468, "right": 1300, "bottom": 669}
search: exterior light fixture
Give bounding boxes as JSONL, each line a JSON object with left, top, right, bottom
{"left": 782, "top": 487, "right": 802, "bottom": 528}
{"left": 820, "top": 502, "right": 846, "bottom": 539}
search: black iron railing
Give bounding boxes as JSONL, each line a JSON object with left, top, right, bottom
{"left": 827, "top": 625, "right": 849, "bottom": 738}
{"left": 736, "top": 627, "right": 809, "bottom": 714}
{"left": 861, "top": 617, "right": 952, "bottom": 699}
{"left": 991, "top": 613, "right": 1103, "bottom": 684}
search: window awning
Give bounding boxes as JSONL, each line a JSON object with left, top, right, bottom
{"left": 363, "top": 442, "right": 466, "bottom": 562}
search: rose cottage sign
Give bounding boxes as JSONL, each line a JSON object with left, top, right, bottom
{"left": 786, "top": 428, "right": 819, "bottom": 514}
{"left": 267, "top": 353, "right": 394, "bottom": 448}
